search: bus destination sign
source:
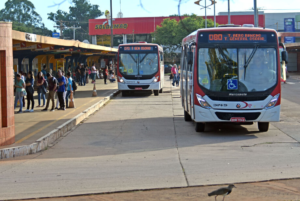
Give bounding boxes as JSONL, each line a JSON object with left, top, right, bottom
{"left": 123, "top": 46, "right": 154, "bottom": 51}
{"left": 208, "top": 34, "right": 267, "bottom": 43}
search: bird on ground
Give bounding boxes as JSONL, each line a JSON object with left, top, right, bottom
{"left": 208, "top": 184, "right": 236, "bottom": 201}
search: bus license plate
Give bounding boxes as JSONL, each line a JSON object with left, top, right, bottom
{"left": 135, "top": 87, "right": 142, "bottom": 90}
{"left": 230, "top": 117, "right": 246, "bottom": 122}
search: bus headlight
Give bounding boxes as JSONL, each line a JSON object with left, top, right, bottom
{"left": 265, "top": 94, "right": 280, "bottom": 110}
{"left": 153, "top": 76, "right": 159, "bottom": 83}
{"left": 118, "top": 76, "right": 124, "bottom": 83}
{"left": 196, "top": 94, "right": 211, "bottom": 109}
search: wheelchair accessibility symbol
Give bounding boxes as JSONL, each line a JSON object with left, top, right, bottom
{"left": 227, "top": 79, "right": 238, "bottom": 90}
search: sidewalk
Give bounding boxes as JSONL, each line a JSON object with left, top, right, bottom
{"left": 4, "top": 79, "right": 117, "bottom": 149}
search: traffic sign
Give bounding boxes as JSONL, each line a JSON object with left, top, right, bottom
{"left": 52, "top": 33, "right": 60, "bottom": 38}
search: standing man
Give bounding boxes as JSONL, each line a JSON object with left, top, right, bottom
{"left": 42, "top": 73, "right": 57, "bottom": 112}
{"left": 171, "top": 64, "right": 178, "bottom": 87}
{"left": 80, "top": 63, "right": 86, "bottom": 86}
{"left": 41, "top": 65, "right": 48, "bottom": 80}
{"left": 75, "top": 64, "right": 81, "bottom": 85}
{"left": 66, "top": 72, "right": 73, "bottom": 108}
{"left": 57, "top": 70, "right": 66, "bottom": 110}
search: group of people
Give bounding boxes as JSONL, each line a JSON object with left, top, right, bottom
{"left": 171, "top": 64, "right": 181, "bottom": 87}
{"left": 14, "top": 62, "right": 118, "bottom": 114}
{"left": 14, "top": 66, "right": 74, "bottom": 113}
{"left": 73, "top": 63, "right": 116, "bottom": 86}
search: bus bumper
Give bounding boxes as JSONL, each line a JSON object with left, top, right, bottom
{"left": 118, "top": 82, "right": 160, "bottom": 90}
{"left": 194, "top": 105, "right": 281, "bottom": 122}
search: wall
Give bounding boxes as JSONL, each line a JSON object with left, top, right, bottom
{"left": 0, "top": 21, "right": 15, "bottom": 146}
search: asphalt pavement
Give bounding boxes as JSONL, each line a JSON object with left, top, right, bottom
{"left": 1, "top": 76, "right": 300, "bottom": 200}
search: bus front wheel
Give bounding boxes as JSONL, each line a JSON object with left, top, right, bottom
{"left": 195, "top": 122, "right": 205, "bottom": 132}
{"left": 154, "top": 90, "right": 159, "bottom": 96}
{"left": 122, "top": 91, "right": 129, "bottom": 97}
{"left": 258, "top": 122, "right": 269, "bottom": 132}
{"left": 184, "top": 111, "right": 192, "bottom": 121}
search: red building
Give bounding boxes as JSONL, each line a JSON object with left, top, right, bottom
{"left": 89, "top": 15, "right": 265, "bottom": 47}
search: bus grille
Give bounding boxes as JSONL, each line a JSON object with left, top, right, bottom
{"left": 128, "top": 85, "right": 150, "bottom": 89}
{"left": 215, "top": 112, "right": 261, "bottom": 121}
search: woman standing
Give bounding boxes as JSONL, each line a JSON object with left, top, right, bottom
{"left": 25, "top": 71, "right": 35, "bottom": 112}
{"left": 91, "top": 63, "right": 97, "bottom": 83}
{"left": 85, "top": 65, "right": 89, "bottom": 84}
{"left": 103, "top": 66, "right": 108, "bottom": 85}
{"left": 14, "top": 74, "right": 25, "bottom": 113}
{"left": 37, "top": 72, "right": 46, "bottom": 107}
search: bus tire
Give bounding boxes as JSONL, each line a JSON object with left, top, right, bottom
{"left": 258, "top": 122, "right": 269, "bottom": 132}
{"left": 154, "top": 90, "right": 159, "bottom": 96}
{"left": 159, "top": 88, "right": 163, "bottom": 93}
{"left": 122, "top": 91, "right": 128, "bottom": 97}
{"left": 184, "top": 111, "right": 192, "bottom": 121}
{"left": 195, "top": 122, "right": 205, "bottom": 132}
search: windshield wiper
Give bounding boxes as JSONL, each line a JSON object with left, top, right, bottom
{"left": 244, "top": 46, "right": 258, "bottom": 80}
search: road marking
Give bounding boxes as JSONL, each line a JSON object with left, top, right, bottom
{"left": 286, "top": 82, "right": 296, "bottom": 85}
{"left": 15, "top": 90, "right": 114, "bottom": 144}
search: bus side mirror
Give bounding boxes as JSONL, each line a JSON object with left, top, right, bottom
{"left": 187, "top": 52, "right": 193, "bottom": 65}
{"left": 282, "top": 51, "right": 288, "bottom": 64}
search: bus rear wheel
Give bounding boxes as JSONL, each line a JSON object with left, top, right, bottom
{"left": 159, "top": 88, "right": 163, "bottom": 93}
{"left": 154, "top": 90, "right": 159, "bottom": 96}
{"left": 184, "top": 111, "right": 192, "bottom": 121}
{"left": 258, "top": 122, "right": 269, "bottom": 132}
{"left": 195, "top": 122, "right": 205, "bottom": 132}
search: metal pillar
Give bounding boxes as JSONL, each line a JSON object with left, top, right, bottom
{"left": 254, "top": 0, "right": 258, "bottom": 27}
{"left": 205, "top": 0, "right": 207, "bottom": 28}
{"left": 228, "top": 0, "right": 231, "bottom": 24}
{"left": 110, "top": 0, "right": 113, "bottom": 48}
{"left": 214, "top": 1, "right": 216, "bottom": 27}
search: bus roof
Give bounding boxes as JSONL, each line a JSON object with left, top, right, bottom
{"left": 119, "top": 43, "right": 163, "bottom": 52}
{"left": 182, "top": 27, "right": 278, "bottom": 46}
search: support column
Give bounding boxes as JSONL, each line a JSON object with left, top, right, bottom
{"left": 0, "top": 21, "right": 15, "bottom": 146}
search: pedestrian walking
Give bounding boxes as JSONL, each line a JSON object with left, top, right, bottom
{"left": 80, "top": 63, "right": 86, "bottom": 86}
{"left": 19, "top": 71, "right": 26, "bottom": 107}
{"left": 14, "top": 73, "right": 25, "bottom": 113}
{"left": 91, "top": 63, "right": 97, "bottom": 83}
{"left": 56, "top": 70, "right": 66, "bottom": 110}
{"left": 42, "top": 73, "right": 57, "bottom": 112}
{"left": 103, "top": 66, "right": 108, "bottom": 84}
{"left": 171, "top": 64, "right": 179, "bottom": 87}
{"left": 25, "top": 71, "right": 34, "bottom": 112}
{"left": 66, "top": 72, "right": 73, "bottom": 108}
{"left": 37, "top": 71, "right": 46, "bottom": 107}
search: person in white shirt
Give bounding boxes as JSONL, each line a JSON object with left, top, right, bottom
{"left": 109, "top": 72, "right": 116, "bottom": 83}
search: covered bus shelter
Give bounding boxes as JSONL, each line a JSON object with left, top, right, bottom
{"left": 0, "top": 21, "right": 117, "bottom": 146}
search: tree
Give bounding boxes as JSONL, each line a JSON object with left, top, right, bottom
{"left": 153, "top": 14, "right": 216, "bottom": 53}
{"left": 0, "top": 0, "right": 42, "bottom": 27}
{"left": 0, "top": 0, "right": 52, "bottom": 36}
{"left": 48, "top": 0, "right": 103, "bottom": 42}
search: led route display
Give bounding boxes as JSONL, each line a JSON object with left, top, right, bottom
{"left": 208, "top": 34, "right": 267, "bottom": 43}
{"left": 123, "top": 46, "right": 154, "bottom": 51}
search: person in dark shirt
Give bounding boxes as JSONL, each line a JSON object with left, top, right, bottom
{"left": 56, "top": 70, "right": 66, "bottom": 110}
{"left": 75, "top": 65, "right": 81, "bottom": 85}
{"left": 42, "top": 73, "right": 57, "bottom": 112}
{"left": 25, "top": 71, "right": 35, "bottom": 112}
{"left": 80, "top": 64, "right": 86, "bottom": 86}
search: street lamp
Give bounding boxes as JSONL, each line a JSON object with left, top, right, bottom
{"left": 194, "top": 0, "right": 217, "bottom": 28}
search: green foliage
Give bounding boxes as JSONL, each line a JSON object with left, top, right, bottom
{"left": 152, "top": 15, "right": 216, "bottom": 52}
{"left": 0, "top": 0, "right": 52, "bottom": 36}
{"left": 48, "top": 0, "right": 103, "bottom": 42}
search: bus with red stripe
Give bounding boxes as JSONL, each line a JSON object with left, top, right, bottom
{"left": 180, "top": 27, "right": 288, "bottom": 132}
{"left": 117, "top": 42, "right": 164, "bottom": 96}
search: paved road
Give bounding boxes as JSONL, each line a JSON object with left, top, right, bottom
{"left": 1, "top": 76, "right": 300, "bottom": 200}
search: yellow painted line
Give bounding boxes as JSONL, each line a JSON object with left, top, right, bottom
{"left": 15, "top": 98, "right": 97, "bottom": 144}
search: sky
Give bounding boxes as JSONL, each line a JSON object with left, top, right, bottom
{"left": 0, "top": 0, "right": 300, "bottom": 30}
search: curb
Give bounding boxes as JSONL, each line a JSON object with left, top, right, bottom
{"left": 0, "top": 90, "right": 120, "bottom": 160}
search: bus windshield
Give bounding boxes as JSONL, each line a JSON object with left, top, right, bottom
{"left": 119, "top": 53, "right": 158, "bottom": 77}
{"left": 198, "top": 47, "right": 277, "bottom": 92}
